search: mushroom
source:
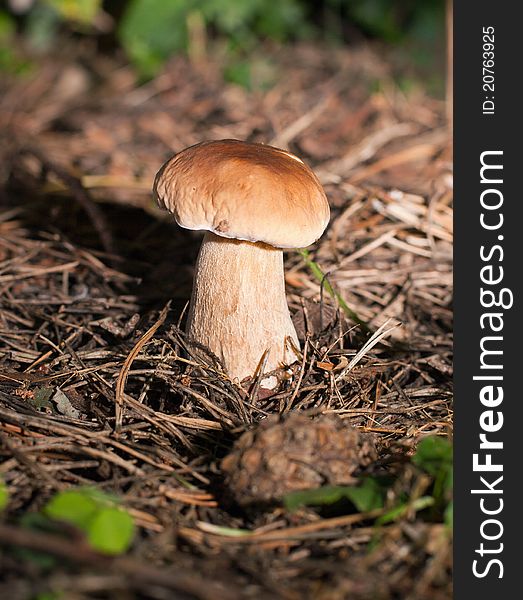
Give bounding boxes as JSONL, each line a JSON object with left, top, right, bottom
{"left": 153, "top": 139, "right": 329, "bottom": 386}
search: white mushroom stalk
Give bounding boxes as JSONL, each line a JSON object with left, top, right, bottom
{"left": 153, "top": 139, "right": 330, "bottom": 387}
{"left": 187, "top": 232, "right": 299, "bottom": 383}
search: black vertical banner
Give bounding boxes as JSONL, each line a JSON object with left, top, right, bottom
{"left": 454, "top": 2, "right": 519, "bottom": 597}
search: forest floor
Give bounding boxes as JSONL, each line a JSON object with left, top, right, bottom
{"left": 0, "top": 39, "right": 452, "bottom": 599}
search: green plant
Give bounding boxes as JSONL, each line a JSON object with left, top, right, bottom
{"left": 0, "top": 478, "right": 8, "bottom": 511}
{"left": 5, "top": 0, "right": 445, "bottom": 87}
{"left": 323, "top": 0, "right": 444, "bottom": 43}
{"left": 43, "top": 0, "right": 101, "bottom": 24}
{"left": 0, "top": 10, "right": 33, "bottom": 74}
{"left": 43, "top": 487, "right": 135, "bottom": 555}
{"left": 299, "top": 249, "right": 370, "bottom": 332}
{"left": 282, "top": 435, "right": 453, "bottom": 530}
{"left": 412, "top": 435, "right": 453, "bottom": 529}
{"left": 21, "top": 0, "right": 102, "bottom": 51}
{"left": 284, "top": 476, "right": 385, "bottom": 512}
{"left": 118, "top": 0, "right": 310, "bottom": 78}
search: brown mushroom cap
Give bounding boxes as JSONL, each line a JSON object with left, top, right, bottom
{"left": 153, "top": 139, "right": 330, "bottom": 249}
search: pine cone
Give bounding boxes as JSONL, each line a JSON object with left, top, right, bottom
{"left": 221, "top": 413, "right": 377, "bottom": 506}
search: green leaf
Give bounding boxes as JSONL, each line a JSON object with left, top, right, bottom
{"left": 86, "top": 507, "right": 135, "bottom": 555}
{"left": 119, "top": 0, "right": 191, "bottom": 78}
{"left": 284, "top": 478, "right": 385, "bottom": 513}
{"left": 412, "top": 436, "right": 453, "bottom": 478}
{"left": 256, "top": 0, "right": 310, "bottom": 41}
{"left": 376, "top": 496, "right": 435, "bottom": 526}
{"left": 284, "top": 486, "right": 348, "bottom": 511}
{"left": 345, "top": 478, "right": 385, "bottom": 512}
{"left": 0, "top": 11, "right": 15, "bottom": 42}
{"left": 0, "top": 479, "right": 8, "bottom": 511}
{"left": 75, "top": 486, "right": 121, "bottom": 507}
{"left": 119, "top": 0, "right": 310, "bottom": 78}
{"left": 349, "top": 0, "right": 403, "bottom": 43}
{"left": 223, "top": 60, "right": 252, "bottom": 89}
{"left": 43, "top": 490, "right": 98, "bottom": 530}
{"left": 200, "top": 0, "right": 261, "bottom": 33}
{"left": 40, "top": 487, "right": 135, "bottom": 555}
{"left": 444, "top": 501, "right": 453, "bottom": 530}
{"left": 44, "top": 0, "right": 101, "bottom": 24}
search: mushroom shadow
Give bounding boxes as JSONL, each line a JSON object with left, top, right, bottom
{"left": 5, "top": 185, "right": 199, "bottom": 320}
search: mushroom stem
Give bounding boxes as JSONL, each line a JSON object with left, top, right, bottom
{"left": 186, "top": 232, "right": 299, "bottom": 383}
